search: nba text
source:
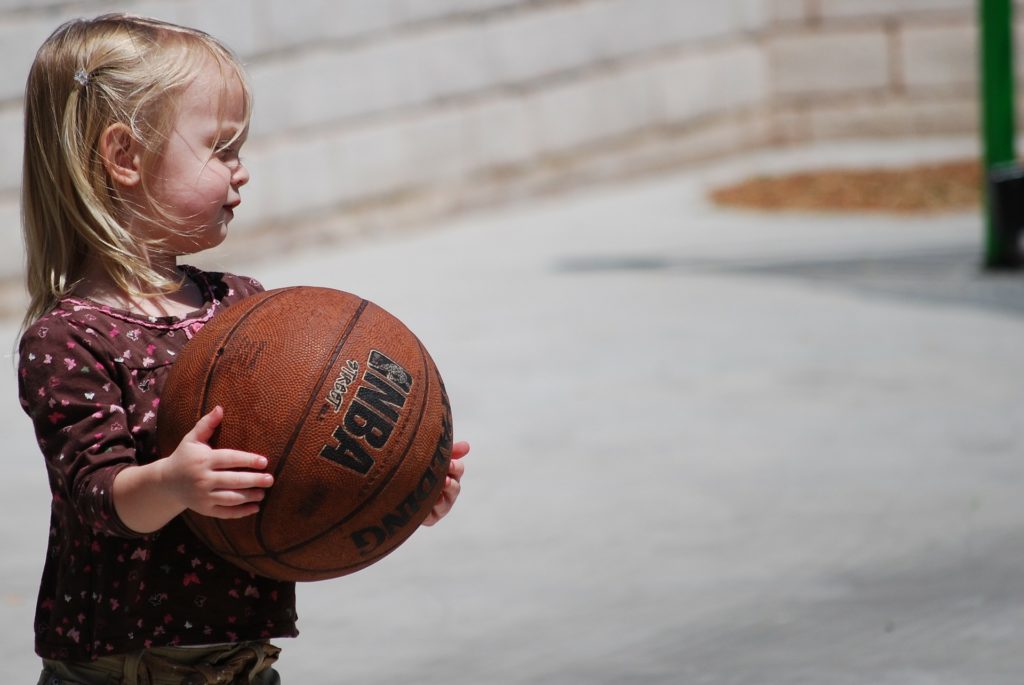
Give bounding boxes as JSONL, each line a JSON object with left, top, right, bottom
{"left": 318, "top": 351, "right": 412, "bottom": 474}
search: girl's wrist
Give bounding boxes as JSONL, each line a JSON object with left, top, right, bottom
{"left": 113, "top": 461, "right": 185, "bottom": 534}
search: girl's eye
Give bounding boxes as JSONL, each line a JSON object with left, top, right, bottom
{"left": 215, "top": 146, "right": 244, "bottom": 167}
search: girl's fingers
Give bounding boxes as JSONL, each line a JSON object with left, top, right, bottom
{"left": 210, "top": 488, "right": 266, "bottom": 506}
{"left": 421, "top": 478, "right": 459, "bottom": 526}
{"left": 190, "top": 486, "right": 267, "bottom": 518}
{"left": 210, "top": 449, "right": 269, "bottom": 472}
{"left": 207, "top": 502, "right": 262, "bottom": 519}
{"left": 448, "top": 458, "right": 465, "bottom": 482}
{"left": 443, "top": 477, "right": 461, "bottom": 503}
{"left": 209, "top": 470, "right": 274, "bottom": 491}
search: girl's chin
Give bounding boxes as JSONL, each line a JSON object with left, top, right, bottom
{"left": 174, "top": 225, "right": 229, "bottom": 256}
{"left": 202, "top": 226, "right": 229, "bottom": 250}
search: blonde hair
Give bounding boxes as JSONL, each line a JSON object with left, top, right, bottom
{"left": 21, "top": 13, "right": 252, "bottom": 328}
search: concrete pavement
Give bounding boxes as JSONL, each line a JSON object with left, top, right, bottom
{"left": 2, "top": 137, "right": 1023, "bottom": 684}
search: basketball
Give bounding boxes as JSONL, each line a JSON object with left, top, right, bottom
{"left": 156, "top": 286, "right": 453, "bottom": 582}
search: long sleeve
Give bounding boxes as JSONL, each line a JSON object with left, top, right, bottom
{"left": 19, "top": 313, "right": 142, "bottom": 538}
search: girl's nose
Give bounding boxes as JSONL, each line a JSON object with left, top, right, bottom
{"left": 233, "top": 161, "right": 250, "bottom": 188}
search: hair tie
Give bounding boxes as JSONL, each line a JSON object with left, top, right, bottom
{"left": 73, "top": 68, "right": 90, "bottom": 87}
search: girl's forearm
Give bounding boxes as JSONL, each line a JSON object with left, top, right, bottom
{"left": 111, "top": 460, "right": 185, "bottom": 534}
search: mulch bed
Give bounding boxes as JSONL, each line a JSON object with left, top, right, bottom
{"left": 709, "top": 159, "right": 981, "bottom": 213}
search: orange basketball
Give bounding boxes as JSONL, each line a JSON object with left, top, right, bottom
{"left": 156, "top": 286, "right": 453, "bottom": 582}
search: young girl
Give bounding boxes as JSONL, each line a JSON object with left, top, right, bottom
{"left": 18, "top": 14, "right": 468, "bottom": 685}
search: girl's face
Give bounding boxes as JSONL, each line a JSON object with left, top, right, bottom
{"left": 143, "top": 58, "right": 250, "bottom": 257}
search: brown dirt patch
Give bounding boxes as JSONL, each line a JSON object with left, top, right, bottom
{"left": 709, "top": 159, "right": 981, "bottom": 214}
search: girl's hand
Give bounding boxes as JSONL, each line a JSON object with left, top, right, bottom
{"left": 422, "top": 440, "right": 469, "bottom": 526}
{"left": 160, "top": 405, "right": 274, "bottom": 519}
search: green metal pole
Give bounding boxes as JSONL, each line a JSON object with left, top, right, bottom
{"left": 980, "top": 0, "right": 1017, "bottom": 268}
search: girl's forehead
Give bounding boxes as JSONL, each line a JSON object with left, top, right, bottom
{"left": 177, "top": 59, "right": 249, "bottom": 130}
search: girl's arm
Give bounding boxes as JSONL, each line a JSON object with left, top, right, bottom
{"left": 20, "top": 324, "right": 142, "bottom": 538}
{"left": 19, "top": 321, "right": 271, "bottom": 538}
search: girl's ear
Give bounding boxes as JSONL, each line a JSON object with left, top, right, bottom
{"left": 99, "top": 123, "right": 142, "bottom": 188}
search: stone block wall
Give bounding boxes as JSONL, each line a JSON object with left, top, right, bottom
{"left": 0, "top": 0, "right": 1008, "bottom": 282}
{"left": 768, "top": 0, "right": 986, "bottom": 142}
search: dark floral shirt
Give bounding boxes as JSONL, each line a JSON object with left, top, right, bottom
{"left": 18, "top": 267, "right": 298, "bottom": 662}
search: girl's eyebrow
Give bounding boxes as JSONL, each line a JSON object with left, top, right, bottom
{"left": 215, "top": 126, "right": 243, "bottom": 139}
{"left": 212, "top": 127, "right": 248, "bottom": 147}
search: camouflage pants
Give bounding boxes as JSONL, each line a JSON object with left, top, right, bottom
{"left": 36, "top": 641, "right": 281, "bottom": 685}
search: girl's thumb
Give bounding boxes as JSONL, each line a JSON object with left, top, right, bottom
{"left": 188, "top": 405, "right": 224, "bottom": 444}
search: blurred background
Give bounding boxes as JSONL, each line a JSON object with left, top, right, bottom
{"left": 0, "top": 0, "right": 1004, "bottom": 289}
{"left": 4, "top": 1, "right": 1024, "bottom": 683}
